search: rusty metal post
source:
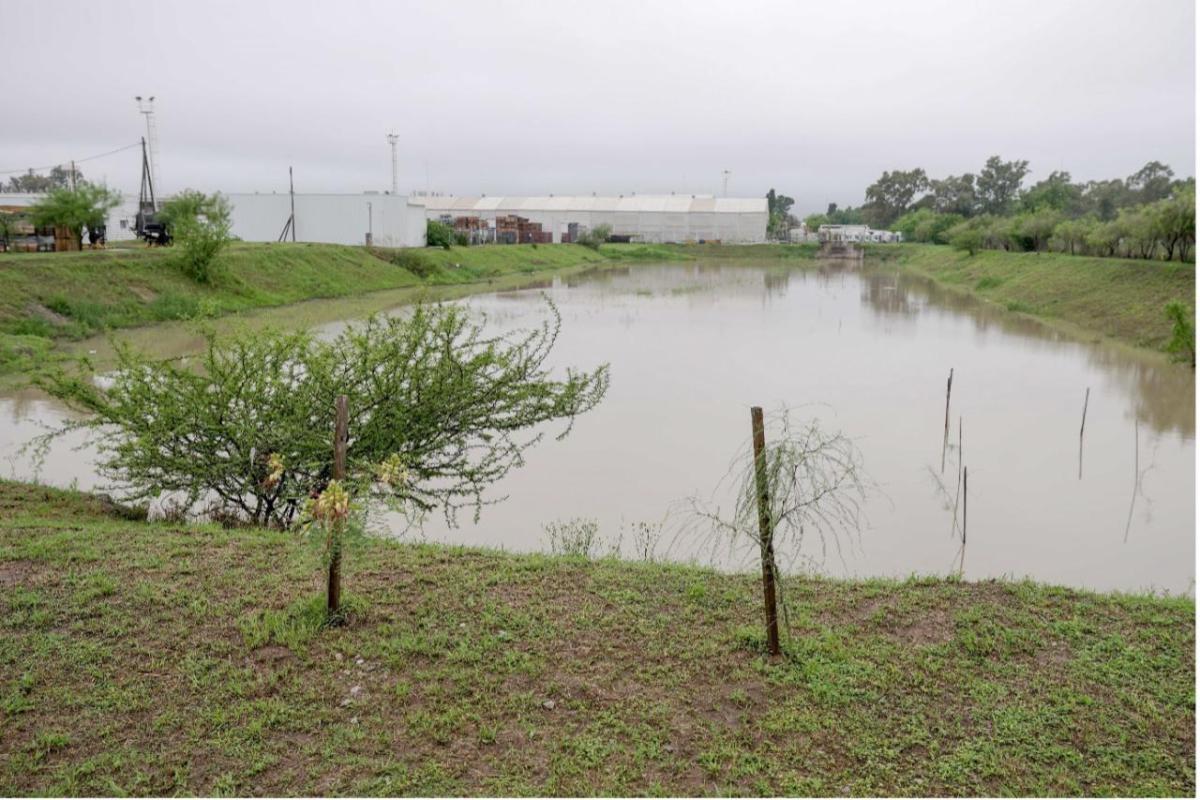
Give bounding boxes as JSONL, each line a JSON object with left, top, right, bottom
{"left": 328, "top": 395, "right": 348, "bottom": 616}
{"left": 750, "top": 406, "right": 781, "bottom": 657}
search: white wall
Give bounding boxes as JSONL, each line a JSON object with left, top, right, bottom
{"left": 225, "top": 193, "right": 424, "bottom": 247}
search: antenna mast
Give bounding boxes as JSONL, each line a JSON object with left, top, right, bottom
{"left": 135, "top": 96, "right": 160, "bottom": 194}
{"left": 721, "top": 169, "right": 732, "bottom": 198}
{"left": 386, "top": 132, "right": 400, "bottom": 195}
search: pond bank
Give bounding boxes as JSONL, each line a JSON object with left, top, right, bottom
{"left": 0, "top": 479, "right": 1192, "bottom": 796}
{"left": 0, "top": 242, "right": 683, "bottom": 381}
{"left": 866, "top": 243, "right": 1195, "bottom": 354}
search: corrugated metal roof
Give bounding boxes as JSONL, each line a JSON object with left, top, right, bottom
{"left": 413, "top": 195, "right": 767, "bottom": 214}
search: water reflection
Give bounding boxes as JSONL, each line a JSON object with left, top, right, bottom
{"left": 1, "top": 258, "right": 1193, "bottom": 593}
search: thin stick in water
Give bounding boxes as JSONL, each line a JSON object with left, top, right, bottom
{"left": 941, "top": 368, "right": 954, "bottom": 474}
{"left": 1124, "top": 418, "right": 1139, "bottom": 543}
{"left": 1078, "top": 387, "right": 1090, "bottom": 480}
{"left": 962, "top": 465, "right": 967, "bottom": 545}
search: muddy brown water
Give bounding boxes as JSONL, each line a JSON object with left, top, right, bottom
{"left": 2, "top": 260, "right": 1194, "bottom": 593}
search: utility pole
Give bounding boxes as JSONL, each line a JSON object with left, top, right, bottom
{"left": 135, "top": 96, "right": 160, "bottom": 194}
{"left": 70, "top": 160, "right": 77, "bottom": 190}
{"left": 387, "top": 132, "right": 400, "bottom": 195}
{"left": 722, "top": 169, "right": 731, "bottom": 198}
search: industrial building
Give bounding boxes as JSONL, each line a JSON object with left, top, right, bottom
{"left": 414, "top": 195, "right": 769, "bottom": 244}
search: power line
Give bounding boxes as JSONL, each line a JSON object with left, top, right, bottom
{"left": 0, "top": 142, "right": 141, "bottom": 176}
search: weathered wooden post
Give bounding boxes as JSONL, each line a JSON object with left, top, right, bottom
{"left": 750, "top": 406, "right": 781, "bottom": 657}
{"left": 328, "top": 394, "right": 348, "bottom": 616}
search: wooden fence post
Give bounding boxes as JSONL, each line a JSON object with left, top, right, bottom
{"left": 750, "top": 406, "right": 781, "bottom": 657}
{"left": 328, "top": 394, "right": 348, "bottom": 616}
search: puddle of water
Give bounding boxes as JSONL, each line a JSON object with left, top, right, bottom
{"left": 3, "top": 260, "right": 1194, "bottom": 593}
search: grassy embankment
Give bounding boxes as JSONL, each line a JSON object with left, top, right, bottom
{"left": 0, "top": 242, "right": 680, "bottom": 377}
{"left": 0, "top": 480, "right": 1192, "bottom": 796}
{"left": 870, "top": 243, "right": 1195, "bottom": 353}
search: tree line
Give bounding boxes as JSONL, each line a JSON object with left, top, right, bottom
{"left": 821, "top": 157, "right": 1194, "bottom": 262}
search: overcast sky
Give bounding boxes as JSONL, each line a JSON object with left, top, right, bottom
{"left": 0, "top": 0, "right": 1194, "bottom": 214}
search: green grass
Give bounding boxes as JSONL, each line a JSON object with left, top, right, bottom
{"left": 874, "top": 244, "right": 1195, "bottom": 351}
{"left": 0, "top": 480, "right": 1193, "bottom": 796}
{"left": 0, "top": 242, "right": 682, "bottom": 379}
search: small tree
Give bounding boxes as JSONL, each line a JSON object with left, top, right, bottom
{"left": 689, "top": 407, "right": 869, "bottom": 656}
{"left": 426, "top": 219, "right": 453, "bottom": 249}
{"left": 29, "top": 184, "right": 120, "bottom": 249}
{"left": 160, "top": 190, "right": 232, "bottom": 283}
{"left": 40, "top": 299, "right": 609, "bottom": 529}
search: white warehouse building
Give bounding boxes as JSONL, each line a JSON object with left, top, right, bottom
{"left": 414, "top": 195, "right": 769, "bottom": 244}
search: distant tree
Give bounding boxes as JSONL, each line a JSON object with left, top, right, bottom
{"left": 766, "top": 188, "right": 796, "bottom": 239}
{"left": 29, "top": 184, "right": 120, "bottom": 248}
{"left": 1010, "top": 209, "right": 1062, "bottom": 252}
{"left": 4, "top": 165, "right": 79, "bottom": 194}
{"left": 1126, "top": 161, "right": 1175, "bottom": 205}
{"left": 1080, "top": 179, "right": 1130, "bottom": 221}
{"left": 1117, "top": 206, "right": 1157, "bottom": 259}
{"left": 1022, "top": 171, "right": 1083, "bottom": 215}
{"left": 1085, "top": 219, "right": 1123, "bottom": 257}
{"left": 928, "top": 173, "right": 977, "bottom": 217}
{"left": 862, "top": 168, "right": 929, "bottom": 228}
{"left": 1148, "top": 186, "right": 1195, "bottom": 262}
{"left": 976, "top": 156, "right": 1030, "bottom": 215}
{"left": 891, "top": 209, "right": 961, "bottom": 244}
{"left": 1051, "top": 218, "right": 1092, "bottom": 255}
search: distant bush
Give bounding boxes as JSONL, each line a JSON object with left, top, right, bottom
{"left": 543, "top": 517, "right": 600, "bottom": 558}
{"left": 453, "top": 231, "right": 469, "bottom": 247}
{"left": 372, "top": 247, "right": 437, "bottom": 279}
{"left": 1164, "top": 301, "right": 1195, "bottom": 367}
{"left": 160, "top": 190, "right": 232, "bottom": 284}
{"left": 947, "top": 220, "right": 984, "bottom": 256}
{"left": 426, "top": 220, "right": 453, "bottom": 250}
{"left": 576, "top": 224, "right": 612, "bottom": 251}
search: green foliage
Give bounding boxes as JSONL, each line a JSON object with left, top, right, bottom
{"left": 576, "top": 223, "right": 611, "bottom": 251}
{"left": 976, "top": 156, "right": 1030, "bottom": 215}
{"left": 1010, "top": 209, "right": 1063, "bottom": 252}
{"left": 29, "top": 185, "right": 121, "bottom": 247}
{"left": 452, "top": 231, "right": 470, "bottom": 247}
{"left": 162, "top": 191, "right": 232, "bottom": 284}
{"left": 1164, "top": 301, "right": 1195, "bottom": 367}
{"left": 426, "top": 220, "right": 453, "bottom": 250}
{"left": 947, "top": 220, "right": 984, "bottom": 255}
{"left": 370, "top": 246, "right": 438, "bottom": 278}
{"left": 40, "top": 300, "right": 609, "bottom": 528}
{"left": 891, "top": 209, "right": 962, "bottom": 244}
{"left": 863, "top": 168, "right": 929, "bottom": 228}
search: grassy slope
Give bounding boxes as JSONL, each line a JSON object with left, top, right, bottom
{"left": 0, "top": 242, "right": 679, "bottom": 376}
{"left": 0, "top": 481, "right": 1192, "bottom": 796}
{"left": 876, "top": 244, "right": 1195, "bottom": 351}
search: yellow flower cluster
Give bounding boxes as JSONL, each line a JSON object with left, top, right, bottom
{"left": 263, "top": 452, "right": 286, "bottom": 490}
{"left": 376, "top": 453, "right": 410, "bottom": 489}
{"left": 311, "top": 480, "right": 351, "bottom": 524}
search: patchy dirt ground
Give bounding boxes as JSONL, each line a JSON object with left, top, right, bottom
{"left": 0, "top": 480, "right": 1193, "bottom": 796}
